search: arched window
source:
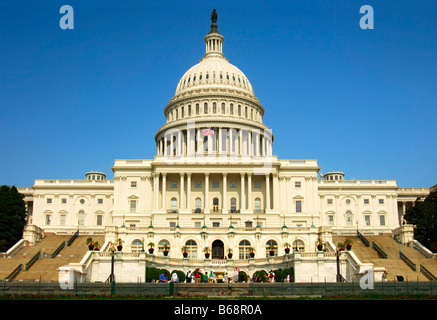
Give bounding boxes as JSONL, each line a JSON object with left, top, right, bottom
{"left": 292, "top": 240, "right": 305, "bottom": 252}
{"left": 221, "top": 102, "right": 225, "bottom": 114}
{"left": 171, "top": 198, "right": 177, "bottom": 213}
{"left": 239, "top": 240, "right": 251, "bottom": 259}
{"left": 78, "top": 210, "right": 85, "bottom": 226}
{"left": 131, "top": 240, "right": 144, "bottom": 253}
{"left": 195, "top": 198, "right": 202, "bottom": 213}
{"left": 230, "top": 198, "right": 237, "bottom": 213}
{"left": 158, "top": 240, "right": 170, "bottom": 256}
{"left": 255, "top": 198, "right": 261, "bottom": 213}
{"left": 204, "top": 102, "right": 208, "bottom": 114}
{"left": 266, "top": 240, "right": 278, "bottom": 257}
{"left": 213, "top": 197, "right": 219, "bottom": 213}
{"left": 345, "top": 211, "right": 353, "bottom": 226}
{"left": 185, "top": 240, "right": 197, "bottom": 258}
{"left": 213, "top": 102, "right": 217, "bottom": 113}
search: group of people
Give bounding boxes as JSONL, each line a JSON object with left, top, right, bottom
{"left": 158, "top": 268, "right": 291, "bottom": 283}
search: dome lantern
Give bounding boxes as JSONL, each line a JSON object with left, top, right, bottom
{"left": 203, "top": 9, "right": 224, "bottom": 58}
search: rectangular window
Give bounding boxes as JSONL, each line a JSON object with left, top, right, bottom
{"left": 98, "top": 199, "right": 103, "bottom": 204}
{"left": 212, "top": 222, "right": 220, "bottom": 228}
{"left": 45, "top": 215, "right": 51, "bottom": 225}
{"left": 195, "top": 182, "right": 202, "bottom": 188}
{"left": 365, "top": 215, "right": 371, "bottom": 226}
{"left": 379, "top": 199, "right": 384, "bottom": 205}
{"left": 213, "top": 182, "right": 219, "bottom": 188}
{"left": 130, "top": 200, "right": 136, "bottom": 212}
{"left": 195, "top": 222, "right": 201, "bottom": 228}
{"left": 230, "top": 182, "right": 237, "bottom": 188}
{"left": 171, "top": 182, "right": 177, "bottom": 188}
{"left": 254, "top": 182, "right": 261, "bottom": 188}
{"left": 169, "top": 222, "right": 176, "bottom": 228}
{"left": 328, "top": 215, "right": 334, "bottom": 225}
{"left": 295, "top": 181, "right": 301, "bottom": 188}
{"left": 96, "top": 215, "right": 103, "bottom": 226}
{"left": 60, "top": 215, "right": 66, "bottom": 226}
{"left": 61, "top": 198, "right": 67, "bottom": 204}
{"left": 364, "top": 199, "right": 370, "bottom": 205}
{"left": 47, "top": 198, "right": 52, "bottom": 204}
{"left": 327, "top": 199, "right": 333, "bottom": 205}
{"left": 295, "top": 200, "right": 302, "bottom": 213}
{"left": 379, "top": 215, "right": 386, "bottom": 226}
{"left": 131, "top": 181, "right": 137, "bottom": 188}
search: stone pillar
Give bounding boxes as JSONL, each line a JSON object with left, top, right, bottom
{"left": 265, "top": 174, "right": 271, "bottom": 211}
{"left": 154, "top": 173, "right": 159, "bottom": 209}
{"left": 273, "top": 173, "right": 279, "bottom": 210}
{"left": 205, "top": 173, "right": 210, "bottom": 212}
{"left": 162, "top": 173, "right": 167, "bottom": 209}
{"left": 240, "top": 173, "right": 246, "bottom": 210}
{"left": 247, "top": 173, "right": 252, "bottom": 210}
{"left": 180, "top": 173, "right": 185, "bottom": 209}
{"left": 187, "top": 173, "right": 192, "bottom": 210}
{"left": 223, "top": 173, "right": 228, "bottom": 212}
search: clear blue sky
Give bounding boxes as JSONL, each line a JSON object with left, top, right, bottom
{"left": 1, "top": 0, "right": 436, "bottom": 188}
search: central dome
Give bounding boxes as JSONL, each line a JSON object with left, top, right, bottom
{"left": 173, "top": 12, "right": 256, "bottom": 100}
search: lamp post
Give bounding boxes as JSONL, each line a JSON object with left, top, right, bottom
{"left": 110, "top": 244, "right": 116, "bottom": 294}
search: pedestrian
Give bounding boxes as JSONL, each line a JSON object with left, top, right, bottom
{"left": 234, "top": 267, "right": 239, "bottom": 283}
{"left": 203, "top": 271, "right": 208, "bottom": 283}
{"left": 224, "top": 272, "right": 228, "bottom": 283}
{"left": 171, "top": 272, "right": 179, "bottom": 283}
{"left": 159, "top": 272, "right": 168, "bottom": 283}
{"left": 186, "top": 270, "right": 192, "bottom": 283}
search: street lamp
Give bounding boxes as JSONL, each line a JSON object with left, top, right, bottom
{"left": 110, "top": 244, "right": 116, "bottom": 294}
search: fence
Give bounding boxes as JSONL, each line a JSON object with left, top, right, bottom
{"left": 1, "top": 281, "right": 436, "bottom": 297}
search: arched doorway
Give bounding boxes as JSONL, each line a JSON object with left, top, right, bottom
{"left": 212, "top": 240, "right": 224, "bottom": 259}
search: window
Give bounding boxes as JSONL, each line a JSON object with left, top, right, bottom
{"left": 295, "top": 200, "right": 302, "bottom": 213}
{"left": 266, "top": 240, "right": 278, "bottom": 257}
{"left": 345, "top": 211, "right": 353, "bottom": 226}
{"left": 365, "top": 215, "right": 371, "bottom": 226}
{"left": 213, "top": 198, "right": 219, "bottom": 213}
{"left": 379, "top": 199, "right": 384, "bottom": 205}
{"left": 255, "top": 198, "right": 261, "bottom": 213}
{"left": 158, "top": 240, "right": 170, "bottom": 256}
{"left": 195, "top": 198, "right": 202, "bottom": 212}
{"left": 213, "top": 102, "right": 217, "bottom": 113}
{"left": 96, "top": 215, "right": 103, "bottom": 226}
{"left": 379, "top": 215, "right": 386, "bottom": 226}
{"left": 327, "top": 199, "right": 333, "bottom": 205}
{"left": 364, "top": 199, "right": 370, "bottom": 205}
{"left": 171, "top": 182, "right": 177, "bottom": 188}
{"left": 196, "top": 103, "right": 200, "bottom": 115}
{"left": 295, "top": 181, "right": 301, "bottom": 188}
{"left": 47, "top": 198, "right": 52, "bottom": 204}
{"left": 204, "top": 103, "right": 208, "bottom": 114}
{"left": 80, "top": 199, "right": 85, "bottom": 205}
{"left": 239, "top": 240, "right": 251, "bottom": 259}
{"left": 131, "top": 181, "right": 137, "bottom": 188}
{"left": 61, "top": 198, "right": 67, "bottom": 204}
{"left": 328, "top": 215, "right": 334, "bottom": 225}
{"left": 45, "top": 214, "right": 51, "bottom": 225}
{"left": 254, "top": 182, "right": 261, "bottom": 188}
{"left": 130, "top": 200, "right": 136, "bottom": 213}
{"left": 60, "top": 214, "right": 66, "bottom": 226}
{"left": 98, "top": 199, "right": 103, "bottom": 204}
{"left": 195, "top": 222, "right": 201, "bottom": 228}
{"left": 221, "top": 102, "right": 225, "bottom": 114}
{"left": 78, "top": 211, "right": 85, "bottom": 226}
{"left": 230, "top": 182, "right": 237, "bottom": 188}
{"left": 195, "top": 182, "right": 201, "bottom": 188}
{"left": 230, "top": 198, "right": 237, "bottom": 213}
{"left": 169, "top": 221, "right": 176, "bottom": 228}
{"left": 212, "top": 222, "right": 220, "bottom": 228}
{"left": 292, "top": 240, "right": 305, "bottom": 252}
{"left": 213, "top": 182, "right": 219, "bottom": 188}
{"left": 185, "top": 240, "right": 197, "bottom": 258}
{"left": 171, "top": 198, "right": 177, "bottom": 212}
{"left": 131, "top": 240, "right": 143, "bottom": 253}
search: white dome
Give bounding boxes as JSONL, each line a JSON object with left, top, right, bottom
{"left": 175, "top": 55, "right": 255, "bottom": 97}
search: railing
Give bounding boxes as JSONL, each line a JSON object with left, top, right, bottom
{"left": 67, "top": 230, "right": 79, "bottom": 247}
{"left": 400, "top": 252, "right": 416, "bottom": 272}
{"left": 51, "top": 241, "right": 66, "bottom": 258}
{"left": 5, "top": 264, "right": 22, "bottom": 281}
{"left": 25, "top": 250, "right": 40, "bottom": 271}
{"left": 357, "top": 230, "right": 370, "bottom": 247}
{"left": 420, "top": 265, "right": 437, "bottom": 281}
{"left": 372, "top": 241, "right": 388, "bottom": 259}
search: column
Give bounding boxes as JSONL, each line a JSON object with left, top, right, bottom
{"left": 154, "top": 173, "right": 159, "bottom": 209}
{"left": 247, "top": 173, "right": 252, "bottom": 210}
{"left": 180, "top": 173, "right": 185, "bottom": 209}
{"left": 223, "top": 173, "right": 227, "bottom": 211}
{"left": 162, "top": 173, "right": 167, "bottom": 209}
{"left": 239, "top": 130, "right": 243, "bottom": 156}
{"left": 164, "top": 136, "right": 168, "bottom": 156}
{"left": 265, "top": 174, "right": 270, "bottom": 210}
{"left": 273, "top": 173, "right": 279, "bottom": 210}
{"left": 187, "top": 173, "right": 192, "bottom": 210}
{"left": 240, "top": 173, "right": 246, "bottom": 210}
{"left": 204, "top": 173, "right": 209, "bottom": 212}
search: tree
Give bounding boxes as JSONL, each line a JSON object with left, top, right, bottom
{"left": 0, "top": 185, "right": 27, "bottom": 251}
{"left": 404, "top": 191, "right": 437, "bottom": 252}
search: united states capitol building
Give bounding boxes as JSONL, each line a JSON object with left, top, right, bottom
{"left": 15, "top": 11, "right": 434, "bottom": 284}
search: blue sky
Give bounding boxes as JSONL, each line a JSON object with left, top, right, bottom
{"left": 0, "top": 0, "right": 436, "bottom": 188}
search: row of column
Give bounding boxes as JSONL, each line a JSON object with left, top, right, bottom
{"left": 152, "top": 172, "right": 279, "bottom": 211}
{"left": 156, "top": 127, "right": 273, "bottom": 158}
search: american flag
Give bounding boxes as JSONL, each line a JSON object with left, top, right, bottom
{"left": 201, "top": 128, "right": 215, "bottom": 136}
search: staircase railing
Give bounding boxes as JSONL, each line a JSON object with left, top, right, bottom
{"left": 400, "top": 251, "right": 416, "bottom": 272}
{"left": 51, "top": 241, "right": 66, "bottom": 258}
{"left": 420, "top": 264, "right": 437, "bottom": 281}
{"left": 5, "top": 264, "right": 22, "bottom": 281}
{"left": 67, "top": 230, "right": 79, "bottom": 247}
{"left": 357, "top": 230, "right": 370, "bottom": 247}
{"left": 372, "top": 241, "right": 388, "bottom": 259}
{"left": 25, "top": 250, "right": 40, "bottom": 271}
